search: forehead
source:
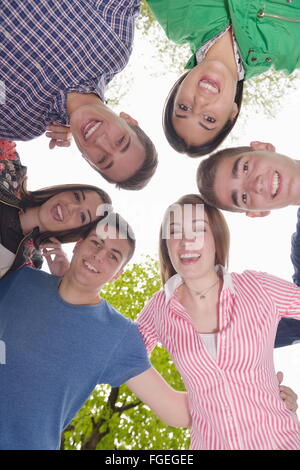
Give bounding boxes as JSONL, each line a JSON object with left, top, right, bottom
{"left": 165, "top": 203, "right": 208, "bottom": 226}
{"left": 87, "top": 228, "right": 131, "bottom": 255}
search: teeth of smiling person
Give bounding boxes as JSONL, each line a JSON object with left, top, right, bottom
{"left": 83, "top": 260, "right": 99, "bottom": 273}
{"left": 180, "top": 253, "right": 201, "bottom": 260}
{"left": 199, "top": 81, "right": 219, "bottom": 93}
{"left": 84, "top": 121, "right": 102, "bottom": 139}
{"left": 271, "top": 171, "right": 280, "bottom": 197}
{"left": 57, "top": 204, "right": 63, "bottom": 222}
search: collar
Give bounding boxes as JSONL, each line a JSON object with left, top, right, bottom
{"left": 164, "top": 265, "right": 235, "bottom": 304}
{"left": 195, "top": 26, "right": 244, "bottom": 81}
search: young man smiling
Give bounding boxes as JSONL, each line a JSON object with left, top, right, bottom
{"left": 0, "top": 214, "right": 191, "bottom": 450}
{"left": 197, "top": 141, "right": 300, "bottom": 349}
{"left": 0, "top": 0, "right": 157, "bottom": 190}
{"left": 197, "top": 142, "right": 300, "bottom": 217}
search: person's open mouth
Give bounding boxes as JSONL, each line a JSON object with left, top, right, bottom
{"left": 271, "top": 171, "right": 280, "bottom": 198}
{"left": 51, "top": 204, "right": 64, "bottom": 222}
{"left": 179, "top": 252, "right": 202, "bottom": 265}
{"left": 198, "top": 76, "right": 220, "bottom": 94}
{"left": 82, "top": 120, "right": 103, "bottom": 140}
{"left": 83, "top": 260, "right": 99, "bottom": 273}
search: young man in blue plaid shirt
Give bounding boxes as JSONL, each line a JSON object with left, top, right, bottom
{"left": 0, "top": 0, "right": 157, "bottom": 190}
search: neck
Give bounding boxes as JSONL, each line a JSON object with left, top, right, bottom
{"left": 66, "top": 91, "right": 103, "bottom": 117}
{"left": 205, "top": 29, "right": 239, "bottom": 81}
{"left": 182, "top": 270, "right": 221, "bottom": 301}
{"left": 58, "top": 275, "right": 102, "bottom": 306}
{"left": 19, "top": 207, "right": 41, "bottom": 235}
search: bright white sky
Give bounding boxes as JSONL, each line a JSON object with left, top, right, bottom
{"left": 17, "top": 28, "right": 300, "bottom": 417}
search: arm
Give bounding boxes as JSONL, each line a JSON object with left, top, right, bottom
{"left": 126, "top": 366, "right": 191, "bottom": 428}
{"left": 291, "top": 208, "right": 300, "bottom": 287}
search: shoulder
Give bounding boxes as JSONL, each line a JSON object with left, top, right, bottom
{"left": 15, "top": 266, "right": 58, "bottom": 289}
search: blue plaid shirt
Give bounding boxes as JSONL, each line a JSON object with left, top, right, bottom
{"left": 0, "top": 0, "right": 140, "bottom": 140}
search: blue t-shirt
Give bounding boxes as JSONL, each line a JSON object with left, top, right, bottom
{"left": 0, "top": 267, "right": 151, "bottom": 450}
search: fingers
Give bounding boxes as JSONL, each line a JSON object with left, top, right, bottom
{"left": 279, "top": 385, "right": 298, "bottom": 413}
{"left": 45, "top": 122, "right": 72, "bottom": 149}
{"left": 276, "top": 371, "right": 284, "bottom": 385}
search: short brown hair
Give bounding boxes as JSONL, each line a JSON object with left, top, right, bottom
{"left": 101, "top": 123, "right": 158, "bottom": 191}
{"left": 159, "top": 194, "right": 230, "bottom": 285}
{"left": 197, "top": 146, "right": 254, "bottom": 211}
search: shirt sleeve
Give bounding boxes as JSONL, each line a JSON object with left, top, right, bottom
{"left": 256, "top": 271, "right": 300, "bottom": 320}
{"left": 291, "top": 208, "right": 300, "bottom": 287}
{"left": 0, "top": 141, "right": 27, "bottom": 198}
{"left": 275, "top": 318, "right": 300, "bottom": 348}
{"left": 101, "top": 321, "right": 151, "bottom": 388}
{"left": 136, "top": 294, "right": 160, "bottom": 355}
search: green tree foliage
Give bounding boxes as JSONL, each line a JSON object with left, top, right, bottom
{"left": 61, "top": 258, "right": 190, "bottom": 450}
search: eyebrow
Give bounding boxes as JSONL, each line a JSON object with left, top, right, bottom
{"left": 81, "top": 190, "right": 92, "bottom": 223}
{"left": 232, "top": 156, "right": 242, "bottom": 178}
{"left": 231, "top": 191, "right": 240, "bottom": 208}
{"left": 174, "top": 113, "right": 214, "bottom": 131}
{"left": 230, "top": 157, "right": 243, "bottom": 207}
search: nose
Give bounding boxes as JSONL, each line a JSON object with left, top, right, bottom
{"left": 245, "top": 175, "right": 264, "bottom": 194}
{"left": 193, "top": 93, "right": 215, "bottom": 113}
{"left": 94, "top": 133, "right": 114, "bottom": 152}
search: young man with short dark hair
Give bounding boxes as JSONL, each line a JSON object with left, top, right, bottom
{"left": 0, "top": 0, "right": 157, "bottom": 190}
{"left": 0, "top": 215, "right": 190, "bottom": 449}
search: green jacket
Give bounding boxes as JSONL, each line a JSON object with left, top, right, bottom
{"left": 147, "top": 0, "right": 300, "bottom": 79}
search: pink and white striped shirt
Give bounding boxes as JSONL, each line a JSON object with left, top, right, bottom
{"left": 136, "top": 269, "right": 300, "bottom": 450}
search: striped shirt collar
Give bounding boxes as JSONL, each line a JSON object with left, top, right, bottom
{"left": 164, "top": 265, "right": 235, "bottom": 304}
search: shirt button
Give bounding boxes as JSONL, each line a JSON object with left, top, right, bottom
{"left": 251, "top": 57, "right": 257, "bottom": 62}
{"left": 36, "top": 63, "right": 43, "bottom": 71}
{"left": 265, "top": 57, "right": 272, "bottom": 63}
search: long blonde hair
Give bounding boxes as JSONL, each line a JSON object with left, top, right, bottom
{"left": 159, "top": 194, "right": 230, "bottom": 285}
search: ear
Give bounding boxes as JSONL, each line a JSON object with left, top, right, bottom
{"left": 73, "top": 239, "right": 83, "bottom": 253}
{"left": 230, "top": 102, "right": 239, "bottom": 121}
{"left": 250, "top": 141, "right": 276, "bottom": 152}
{"left": 246, "top": 211, "right": 271, "bottom": 218}
{"left": 110, "top": 268, "right": 124, "bottom": 283}
{"left": 119, "top": 112, "right": 139, "bottom": 127}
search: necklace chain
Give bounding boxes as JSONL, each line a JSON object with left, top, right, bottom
{"left": 184, "top": 278, "right": 220, "bottom": 299}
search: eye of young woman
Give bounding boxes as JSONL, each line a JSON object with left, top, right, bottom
{"left": 203, "top": 115, "right": 216, "bottom": 123}
{"left": 74, "top": 191, "right": 81, "bottom": 201}
{"left": 178, "top": 104, "right": 192, "bottom": 112}
{"left": 243, "top": 162, "right": 249, "bottom": 173}
{"left": 80, "top": 212, "right": 86, "bottom": 224}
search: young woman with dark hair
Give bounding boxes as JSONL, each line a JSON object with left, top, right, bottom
{"left": 147, "top": 0, "right": 300, "bottom": 157}
{"left": 0, "top": 140, "right": 111, "bottom": 278}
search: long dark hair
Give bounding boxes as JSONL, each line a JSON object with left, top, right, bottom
{"left": 163, "top": 72, "right": 244, "bottom": 157}
{"left": 19, "top": 182, "right": 112, "bottom": 247}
